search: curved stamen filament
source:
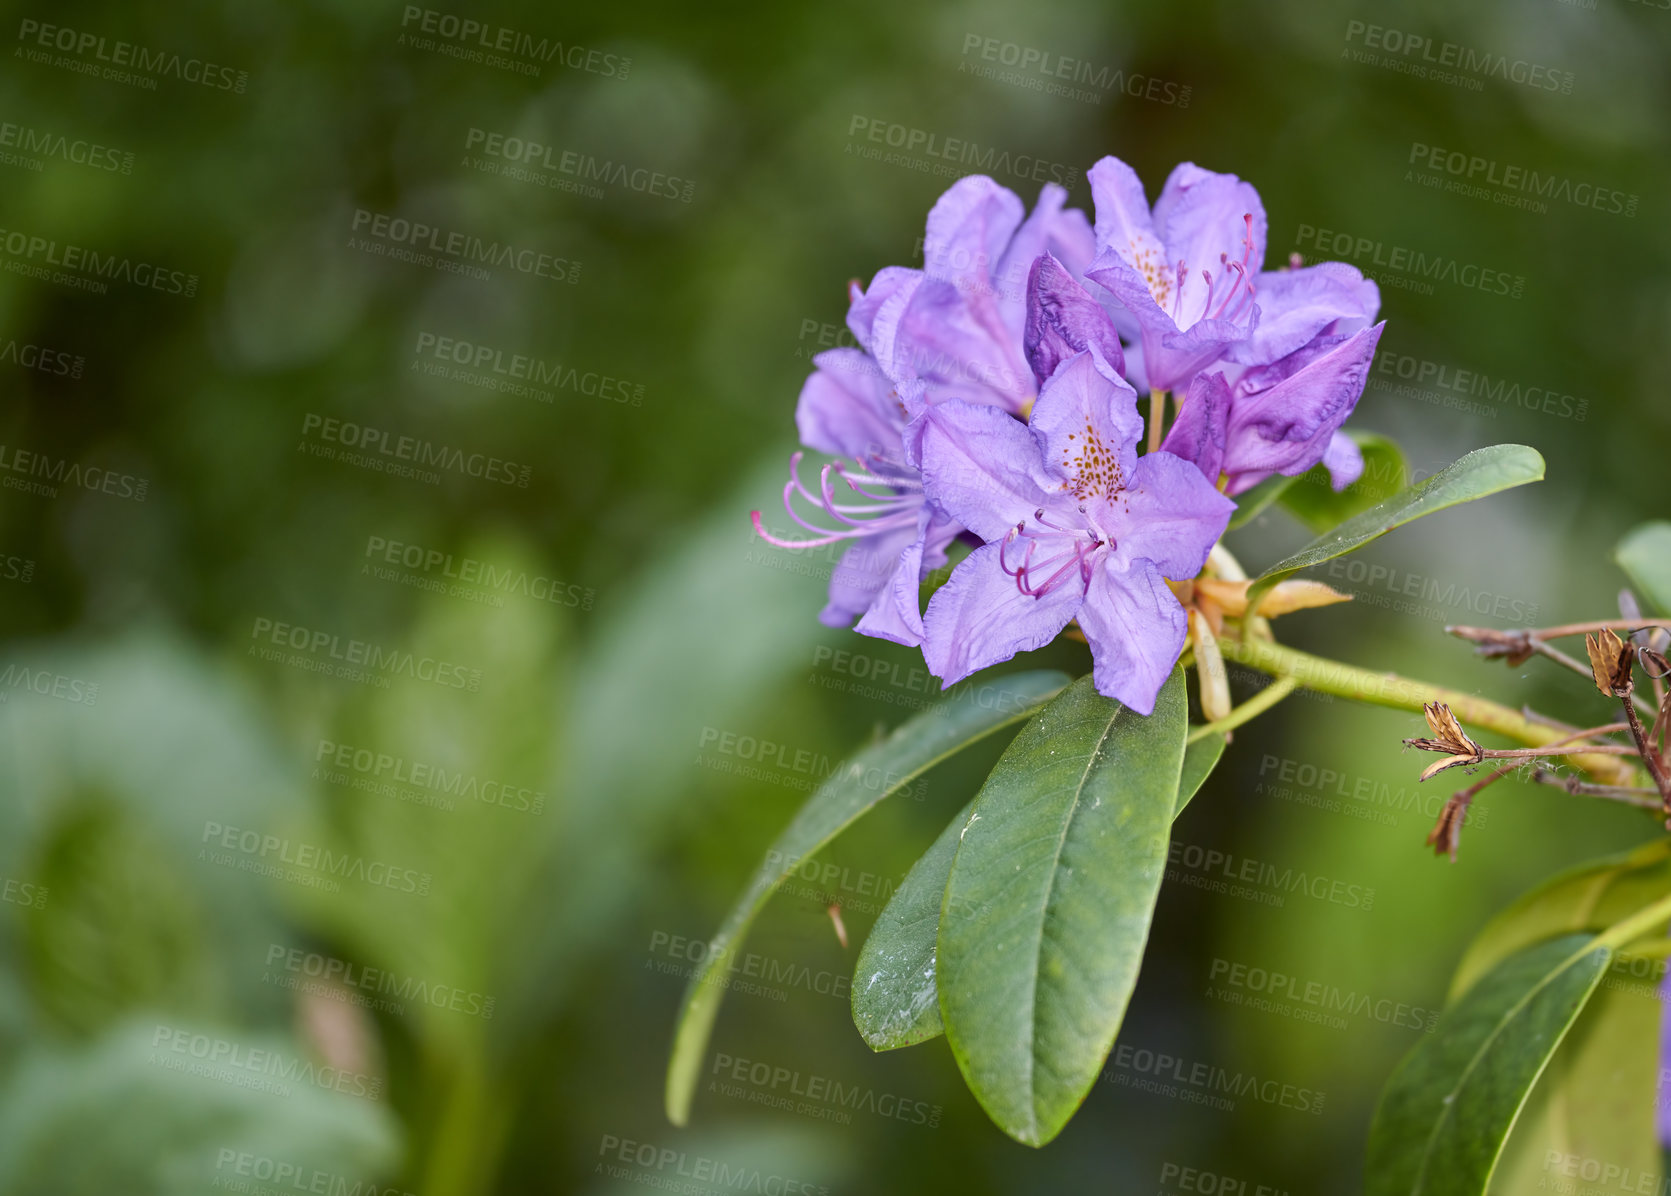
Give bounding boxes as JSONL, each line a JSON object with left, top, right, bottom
{"left": 999, "top": 515, "right": 1104, "bottom": 598}
{"left": 752, "top": 452, "right": 922, "bottom": 550}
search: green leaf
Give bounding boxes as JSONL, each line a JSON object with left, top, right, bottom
{"left": 937, "top": 669, "right": 1188, "bottom": 1146}
{"left": 1365, "top": 934, "right": 1611, "bottom": 1196}
{"left": 1449, "top": 839, "right": 1671, "bottom": 1001}
{"left": 854, "top": 723, "right": 1223, "bottom": 1056}
{"left": 1277, "top": 432, "right": 1408, "bottom": 533}
{"left": 1245, "top": 444, "right": 1545, "bottom": 617}
{"left": 1175, "top": 732, "right": 1226, "bottom": 817}
{"left": 850, "top": 802, "right": 973, "bottom": 1052}
{"left": 664, "top": 669, "right": 1069, "bottom": 1125}
{"left": 1487, "top": 978, "right": 1661, "bottom": 1194}
{"left": 1616, "top": 522, "right": 1671, "bottom": 617}
{"left": 1226, "top": 473, "right": 1300, "bottom": 531}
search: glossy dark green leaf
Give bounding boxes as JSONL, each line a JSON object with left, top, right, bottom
{"left": 1449, "top": 839, "right": 1671, "bottom": 1001}
{"left": 1365, "top": 934, "right": 1610, "bottom": 1196}
{"left": 1245, "top": 444, "right": 1545, "bottom": 617}
{"left": 664, "top": 669, "right": 1069, "bottom": 1125}
{"left": 937, "top": 669, "right": 1188, "bottom": 1146}
{"left": 1175, "top": 732, "right": 1225, "bottom": 817}
{"left": 1277, "top": 432, "right": 1408, "bottom": 533}
{"left": 1615, "top": 522, "right": 1671, "bottom": 616}
{"left": 850, "top": 801, "right": 973, "bottom": 1052}
{"left": 855, "top": 723, "right": 1221, "bottom": 1055}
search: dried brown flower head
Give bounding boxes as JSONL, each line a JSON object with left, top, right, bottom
{"left": 1584, "top": 629, "right": 1636, "bottom": 697}
{"left": 1404, "top": 701, "right": 1485, "bottom": 782}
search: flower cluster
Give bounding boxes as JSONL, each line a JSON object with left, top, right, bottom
{"left": 755, "top": 156, "right": 1385, "bottom": 715}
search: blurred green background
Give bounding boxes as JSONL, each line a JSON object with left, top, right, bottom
{"left": 0, "top": 0, "right": 1666, "bottom": 1191}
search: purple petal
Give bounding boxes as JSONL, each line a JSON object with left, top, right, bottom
{"left": 1103, "top": 450, "right": 1234, "bottom": 580}
{"left": 1076, "top": 555, "right": 1188, "bottom": 715}
{"left": 1085, "top": 157, "right": 1173, "bottom": 339}
{"left": 1659, "top": 967, "right": 1671, "bottom": 1147}
{"left": 995, "top": 183, "right": 1097, "bottom": 327}
{"left": 922, "top": 176, "right": 1025, "bottom": 296}
{"left": 848, "top": 266, "right": 923, "bottom": 365}
{"left": 922, "top": 540, "right": 1083, "bottom": 687}
{"left": 819, "top": 518, "right": 922, "bottom": 629}
{"left": 1151, "top": 162, "right": 1267, "bottom": 329}
{"left": 1148, "top": 309, "right": 1261, "bottom": 394}
{"left": 795, "top": 349, "right": 905, "bottom": 460}
{"left": 1227, "top": 262, "right": 1380, "bottom": 366}
{"left": 1027, "top": 350, "right": 1142, "bottom": 493}
{"left": 1161, "top": 371, "right": 1231, "bottom": 483}
{"left": 1322, "top": 431, "right": 1365, "bottom": 491}
{"left": 1025, "top": 253, "right": 1126, "bottom": 386}
{"left": 914, "top": 401, "right": 1050, "bottom": 540}
{"left": 891, "top": 277, "right": 1034, "bottom": 414}
{"left": 855, "top": 507, "right": 959, "bottom": 647}
{"left": 1222, "top": 323, "right": 1385, "bottom": 483}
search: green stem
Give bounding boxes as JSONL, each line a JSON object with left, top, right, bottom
{"left": 1597, "top": 889, "right": 1671, "bottom": 952}
{"left": 1217, "top": 635, "right": 1636, "bottom": 785}
{"left": 1147, "top": 388, "right": 1166, "bottom": 454}
{"left": 1188, "top": 677, "right": 1297, "bottom": 743}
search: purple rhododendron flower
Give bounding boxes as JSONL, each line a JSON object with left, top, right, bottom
{"left": 1163, "top": 321, "right": 1385, "bottom": 495}
{"left": 1660, "top": 966, "right": 1671, "bottom": 1147}
{"left": 915, "top": 340, "right": 1232, "bottom": 715}
{"left": 754, "top": 178, "right": 1098, "bottom": 647}
{"left": 1085, "top": 158, "right": 1266, "bottom": 394}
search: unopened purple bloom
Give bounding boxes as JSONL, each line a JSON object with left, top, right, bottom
{"left": 1162, "top": 322, "right": 1385, "bottom": 495}
{"left": 1086, "top": 158, "right": 1266, "bottom": 393}
{"left": 886, "top": 176, "right": 1095, "bottom": 417}
{"left": 916, "top": 349, "right": 1232, "bottom": 714}
{"left": 753, "top": 346, "right": 955, "bottom": 644}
